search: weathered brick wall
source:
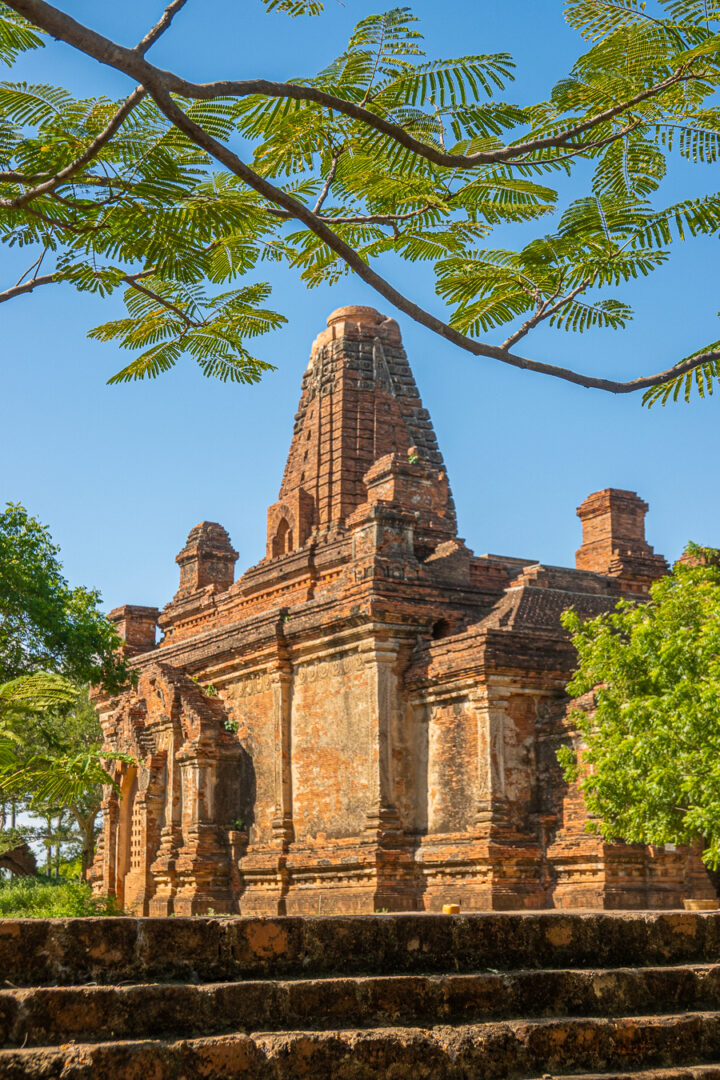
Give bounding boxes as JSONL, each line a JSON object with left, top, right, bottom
{"left": 426, "top": 699, "right": 479, "bottom": 834}
{"left": 224, "top": 670, "right": 277, "bottom": 845}
{"left": 291, "top": 650, "right": 372, "bottom": 841}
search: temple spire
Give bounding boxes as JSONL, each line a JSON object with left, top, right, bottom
{"left": 266, "top": 305, "right": 455, "bottom": 557}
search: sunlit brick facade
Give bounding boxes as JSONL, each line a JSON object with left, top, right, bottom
{"left": 91, "top": 305, "right": 713, "bottom": 914}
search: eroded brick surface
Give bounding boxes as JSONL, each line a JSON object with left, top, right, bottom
{"left": 91, "top": 305, "right": 713, "bottom": 916}
{"left": 4, "top": 1016, "right": 720, "bottom": 1080}
{"left": 2, "top": 913, "right": 720, "bottom": 1077}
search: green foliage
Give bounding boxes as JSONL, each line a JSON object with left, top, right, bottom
{"left": 560, "top": 546, "right": 720, "bottom": 869}
{"left": 0, "top": 503, "right": 130, "bottom": 692}
{"left": 91, "top": 279, "right": 283, "bottom": 385}
{"left": 263, "top": 0, "right": 323, "bottom": 15}
{"left": 0, "top": 875, "right": 123, "bottom": 917}
{"left": 1, "top": 1, "right": 720, "bottom": 398}
{"left": 0, "top": 671, "right": 77, "bottom": 721}
{"left": 642, "top": 336, "right": 720, "bottom": 404}
{"left": 1, "top": 742, "right": 132, "bottom": 810}
{"left": 0, "top": 681, "right": 130, "bottom": 811}
{"left": 0, "top": 502, "right": 134, "bottom": 874}
{"left": 0, "top": 2, "right": 43, "bottom": 67}
{"left": 0, "top": 670, "right": 77, "bottom": 779}
{"left": 0, "top": 825, "right": 26, "bottom": 857}
{"left": 0, "top": 681, "right": 134, "bottom": 877}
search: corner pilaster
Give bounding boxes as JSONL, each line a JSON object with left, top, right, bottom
{"left": 271, "top": 663, "right": 294, "bottom": 849}
{"left": 172, "top": 740, "right": 234, "bottom": 914}
{"left": 362, "top": 639, "right": 402, "bottom": 839}
{"left": 474, "top": 688, "right": 512, "bottom": 835}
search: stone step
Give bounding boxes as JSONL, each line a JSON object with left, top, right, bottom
{"left": 2, "top": 912, "right": 719, "bottom": 987}
{"left": 2, "top": 965, "right": 720, "bottom": 1048}
{"left": 539, "top": 1069, "right": 720, "bottom": 1080}
{"left": 2, "top": 1013, "right": 720, "bottom": 1079}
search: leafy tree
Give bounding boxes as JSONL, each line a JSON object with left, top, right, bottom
{"left": 32, "top": 808, "right": 75, "bottom": 876}
{"left": 0, "top": 670, "right": 75, "bottom": 872}
{"left": 0, "top": 670, "right": 78, "bottom": 770}
{"left": 0, "top": 503, "right": 130, "bottom": 691}
{"left": 559, "top": 546, "right": 720, "bottom": 873}
{"left": 0, "top": 0, "right": 720, "bottom": 402}
{"left": 0, "top": 677, "right": 133, "bottom": 878}
{"left": 0, "top": 506, "right": 133, "bottom": 877}
{"left": 14, "top": 688, "right": 125, "bottom": 879}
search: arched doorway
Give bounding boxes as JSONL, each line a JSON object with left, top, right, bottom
{"left": 272, "top": 517, "right": 293, "bottom": 557}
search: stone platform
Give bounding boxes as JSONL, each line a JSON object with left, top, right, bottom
{"left": 1, "top": 911, "right": 720, "bottom": 1077}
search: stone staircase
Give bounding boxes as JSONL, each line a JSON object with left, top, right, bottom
{"left": 1, "top": 911, "right": 720, "bottom": 1078}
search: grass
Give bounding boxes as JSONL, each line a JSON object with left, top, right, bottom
{"left": 0, "top": 876, "right": 124, "bottom": 917}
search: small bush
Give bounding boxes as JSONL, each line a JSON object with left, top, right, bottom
{"left": 0, "top": 876, "right": 124, "bottom": 918}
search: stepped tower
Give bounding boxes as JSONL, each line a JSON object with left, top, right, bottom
{"left": 265, "top": 304, "right": 456, "bottom": 556}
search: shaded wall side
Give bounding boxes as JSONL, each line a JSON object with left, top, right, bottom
{"left": 225, "top": 673, "right": 277, "bottom": 846}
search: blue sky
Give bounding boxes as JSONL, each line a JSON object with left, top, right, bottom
{"left": 1, "top": 0, "right": 718, "bottom": 614}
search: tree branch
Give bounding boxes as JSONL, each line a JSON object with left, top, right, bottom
{"left": 3, "top": 0, "right": 718, "bottom": 395}
{"left": 134, "top": 71, "right": 705, "bottom": 169}
{"left": 134, "top": 0, "right": 189, "bottom": 57}
{"left": 0, "top": 2, "right": 188, "bottom": 209}
{"left": 0, "top": 273, "right": 58, "bottom": 303}
{"left": 500, "top": 275, "right": 596, "bottom": 351}
{"left": 123, "top": 276, "right": 197, "bottom": 327}
{"left": 14, "top": 245, "right": 48, "bottom": 287}
{"left": 270, "top": 200, "right": 442, "bottom": 226}
{"left": 2, "top": 0, "right": 705, "bottom": 171}
{"left": 0, "top": 87, "right": 145, "bottom": 210}
{"left": 508, "top": 119, "right": 647, "bottom": 168}
{"left": 0, "top": 169, "right": 47, "bottom": 183}
{"left": 21, "top": 205, "right": 94, "bottom": 235}
{"left": 0, "top": 265, "right": 155, "bottom": 306}
{"left": 312, "top": 148, "right": 341, "bottom": 214}
{"left": 322, "top": 204, "right": 440, "bottom": 226}
{"left": 0, "top": 171, "right": 123, "bottom": 188}
{"left": 148, "top": 86, "right": 720, "bottom": 395}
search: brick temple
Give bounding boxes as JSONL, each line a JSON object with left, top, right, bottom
{"left": 91, "top": 305, "right": 713, "bottom": 915}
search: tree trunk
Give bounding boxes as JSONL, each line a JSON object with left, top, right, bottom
{"left": 55, "top": 815, "right": 61, "bottom": 877}
{"left": 70, "top": 807, "right": 98, "bottom": 882}
{"left": 44, "top": 814, "right": 52, "bottom": 874}
{"left": 80, "top": 819, "right": 95, "bottom": 881}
